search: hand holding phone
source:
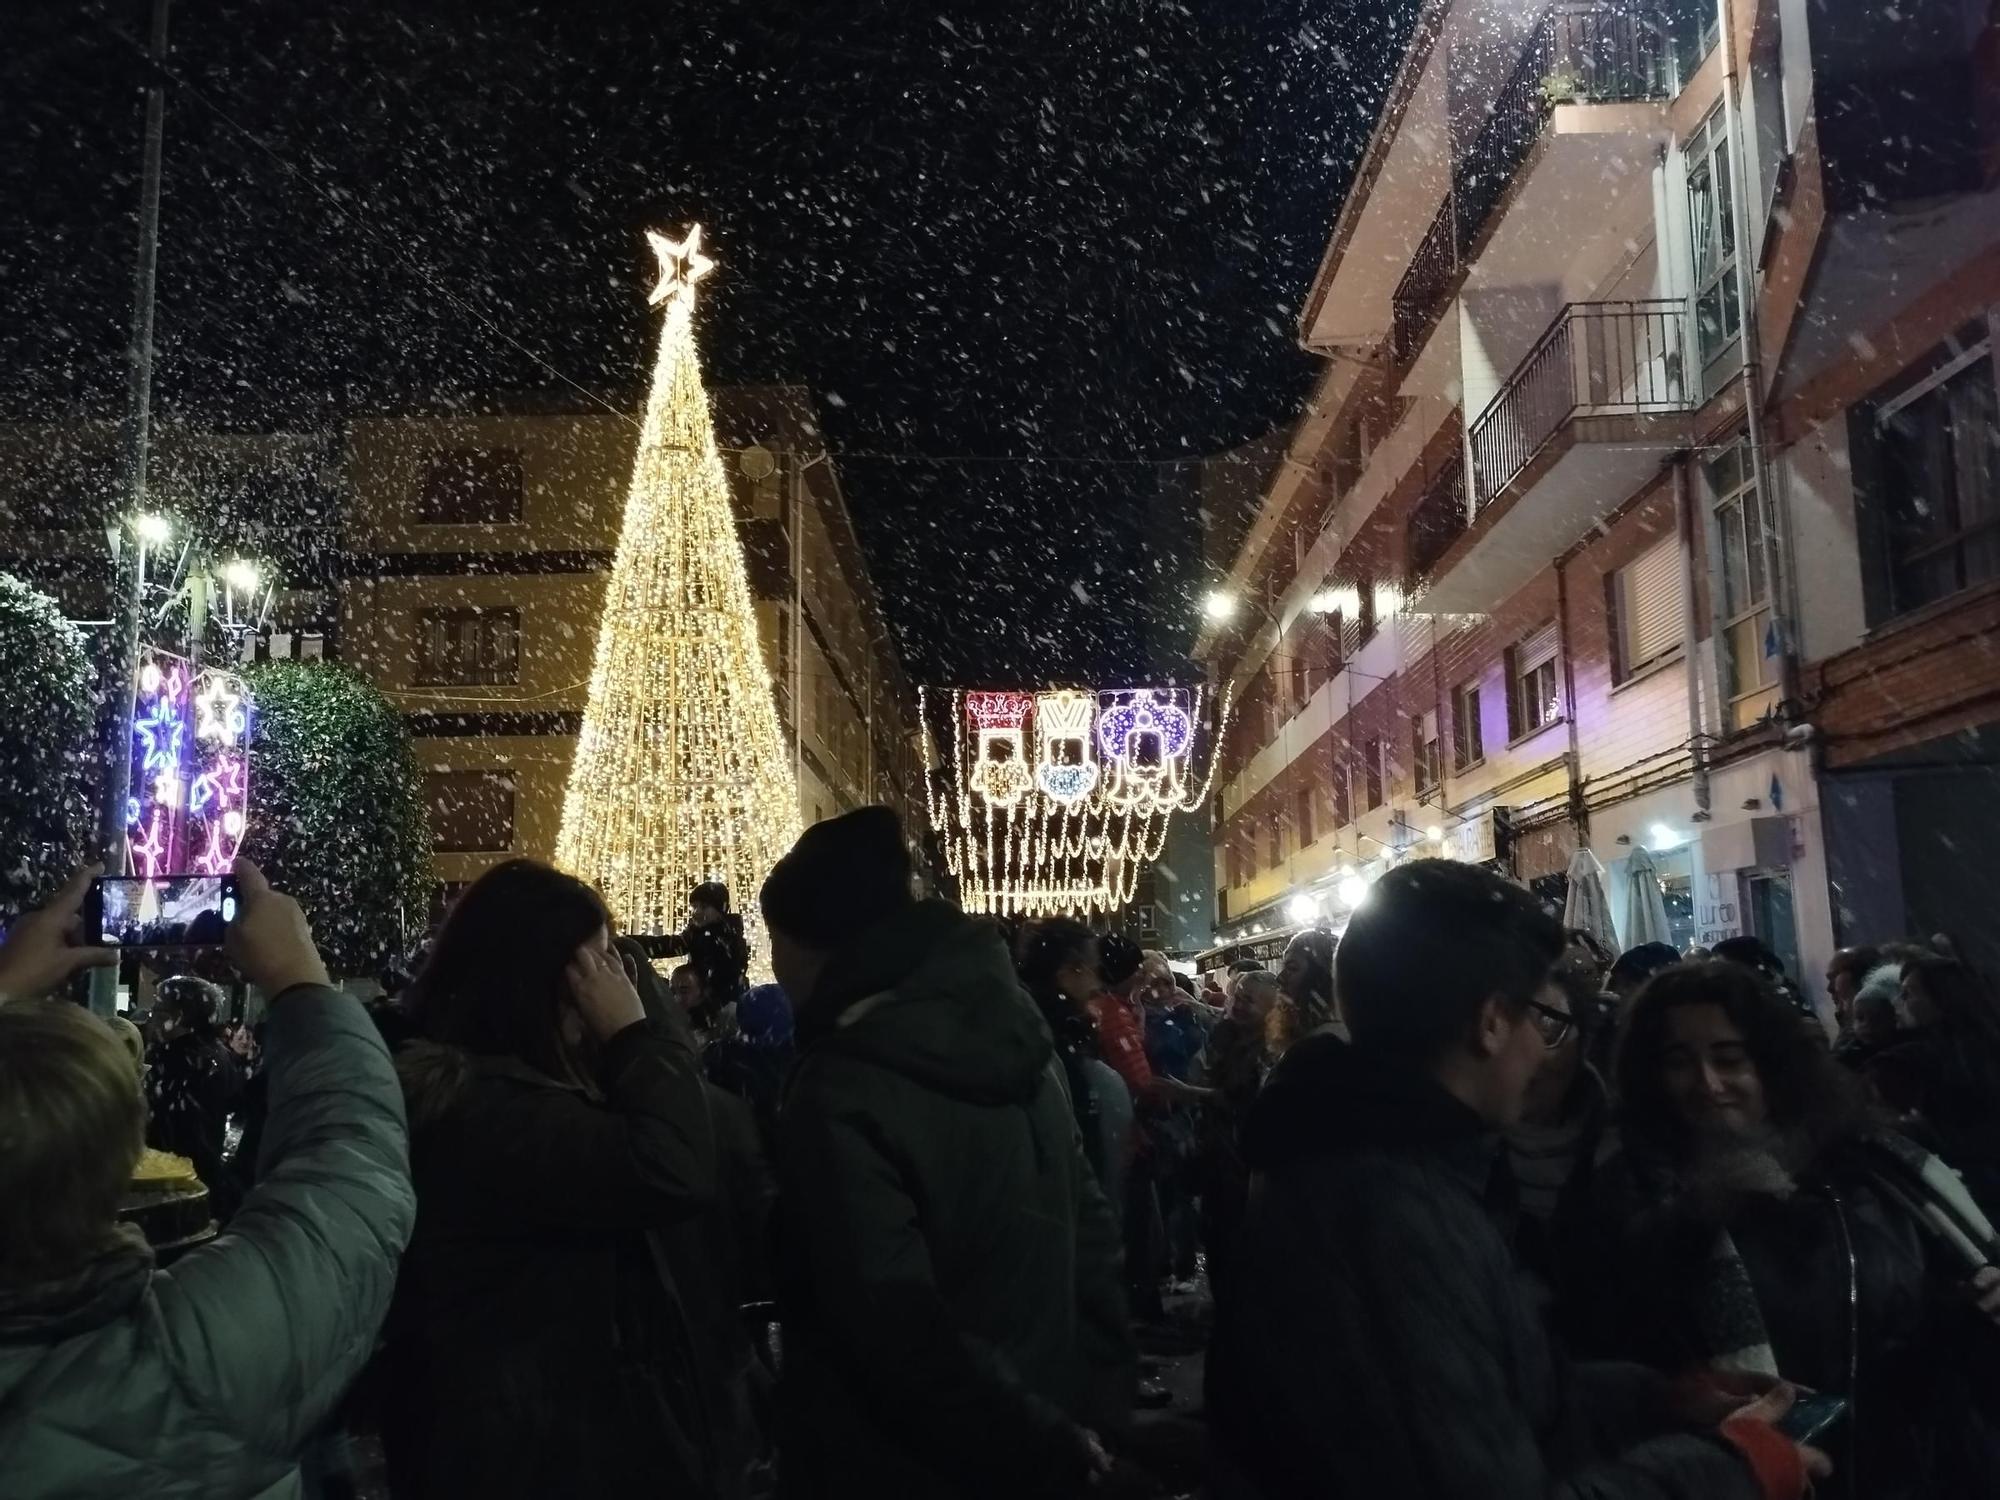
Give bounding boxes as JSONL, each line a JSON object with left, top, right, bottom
{"left": 0, "top": 865, "right": 117, "bottom": 1001}
{"left": 224, "top": 859, "right": 329, "bottom": 997}
{"left": 1774, "top": 1391, "right": 1849, "bottom": 1446}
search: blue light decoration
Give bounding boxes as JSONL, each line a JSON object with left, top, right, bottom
{"left": 923, "top": 682, "right": 1231, "bottom": 919}
{"left": 126, "top": 651, "right": 253, "bottom": 878}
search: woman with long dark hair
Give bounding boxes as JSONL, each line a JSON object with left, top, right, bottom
{"left": 382, "top": 859, "right": 717, "bottom": 1500}
{"left": 1578, "top": 961, "right": 2000, "bottom": 1500}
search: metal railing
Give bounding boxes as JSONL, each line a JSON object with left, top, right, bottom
{"left": 1392, "top": 196, "right": 1459, "bottom": 364}
{"left": 1467, "top": 300, "right": 1689, "bottom": 508}
{"left": 1453, "top": 3, "right": 1676, "bottom": 256}
{"left": 1405, "top": 461, "right": 1470, "bottom": 586}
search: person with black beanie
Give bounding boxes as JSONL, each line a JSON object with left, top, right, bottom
{"left": 761, "top": 807, "right": 1134, "bottom": 1498}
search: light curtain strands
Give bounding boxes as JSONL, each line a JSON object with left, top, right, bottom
{"left": 920, "top": 684, "right": 1232, "bottom": 919}
{"left": 556, "top": 227, "right": 800, "bottom": 968}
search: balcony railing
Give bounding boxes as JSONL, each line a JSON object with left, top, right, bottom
{"left": 1405, "top": 461, "right": 1470, "bottom": 587}
{"left": 1392, "top": 196, "right": 1459, "bottom": 364}
{"left": 1467, "top": 299, "right": 1689, "bottom": 508}
{"left": 1454, "top": 3, "right": 1676, "bottom": 256}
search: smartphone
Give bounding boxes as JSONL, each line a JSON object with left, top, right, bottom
{"left": 1776, "top": 1391, "right": 1848, "bottom": 1445}
{"left": 88, "top": 875, "right": 238, "bottom": 949}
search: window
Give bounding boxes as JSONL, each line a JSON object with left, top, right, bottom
{"left": 1356, "top": 574, "right": 1378, "bottom": 647}
{"left": 1613, "top": 535, "right": 1688, "bottom": 679}
{"left": 1706, "top": 439, "right": 1777, "bottom": 702}
{"left": 418, "top": 448, "right": 524, "bottom": 524}
{"left": 1507, "top": 622, "right": 1562, "bottom": 739}
{"left": 1296, "top": 785, "right": 1316, "bottom": 849}
{"left": 1266, "top": 815, "right": 1285, "bottom": 870}
{"left": 1412, "top": 710, "right": 1441, "bottom": 796}
{"left": 425, "top": 769, "right": 516, "bottom": 853}
{"left": 1451, "top": 680, "right": 1484, "bottom": 770}
{"left": 1876, "top": 351, "right": 2000, "bottom": 614}
{"left": 1329, "top": 760, "right": 1352, "bottom": 830}
{"left": 416, "top": 607, "right": 520, "bottom": 686}
{"left": 1362, "top": 737, "right": 1384, "bottom": 811}
{"left": 1686, "top": 109, "right": 1741, "bottom": 388}
{"left": 1289, "top": 651, "right": 1310, "bottom": 712}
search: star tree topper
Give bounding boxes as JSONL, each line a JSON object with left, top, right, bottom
{"left": 646, "top": 224, "right": 715, "bottom": 306}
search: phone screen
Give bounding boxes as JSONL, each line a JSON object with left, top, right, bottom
{"left": 1775, "top": 1392, "right": 1848, "bottom": 1445}
{"left": 92, "top": 875, "right": 238, "bottom": 948}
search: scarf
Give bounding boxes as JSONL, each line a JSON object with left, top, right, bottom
{"left": 1680, "top": 1134, "right": 1998, "bottom": 1376}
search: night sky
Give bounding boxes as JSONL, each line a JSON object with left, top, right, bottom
{"left": 1, "top": 0, "right": 1414, "bottom": 685}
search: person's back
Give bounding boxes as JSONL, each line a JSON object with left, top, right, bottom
{"left": 1207, "top": 859, "right": 1815, "bottom": 1500}
{"left": 0, "top": 862, "right": 414, "bottom": 1500}
{"left": 763, "top": 809, "right": 1132, "bottom": 1499}
{"left": 382, "top": 860, "right": 717, "bottom": 1500}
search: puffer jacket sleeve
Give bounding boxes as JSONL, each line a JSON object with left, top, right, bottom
{"left": 150, "top": 985, "right": 415, "bottom": 1462}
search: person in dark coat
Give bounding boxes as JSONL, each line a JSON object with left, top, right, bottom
{"left": 1576, "top": 960, "right": 2000, "bottom": 1500}
{"left": 619, "top": 934, "right": 778, "bottom": 1500}
{"left": 761, "top": 807, "right": 1135, "bottom": 1499}
{"left": 1207, "top": 859, "right": 1821, "bottom": 1500}
{"left": 382, "top": 859, "right": 718, "bottom": 1500}
{"left": 1867, "top": 953, "right": 2000, "bottom": 1207}
{"left": 142, "top": 975, "right": 244, "bottom": 1199}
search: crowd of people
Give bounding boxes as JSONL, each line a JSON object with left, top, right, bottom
{"left": 2, "top": 810, "right": 1999, "bottom": 1499}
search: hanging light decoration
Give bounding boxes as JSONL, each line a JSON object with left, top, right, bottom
{"left": 922, "top": 684, "right": 1231, "bottom": 919}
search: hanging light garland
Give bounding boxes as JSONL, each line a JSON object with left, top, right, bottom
{"left": 921, "top": 683, "right": 1231, "bottom": 919}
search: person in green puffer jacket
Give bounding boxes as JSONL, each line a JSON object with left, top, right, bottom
{"left": 0, "top": 861, "right": 415, "bottom": 1500}
{"left": 760, "top": 808, "right": 1135, "bottom": 1500}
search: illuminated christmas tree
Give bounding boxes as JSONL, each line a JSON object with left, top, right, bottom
{"left": 556, "top": 226, "right": 800, "bottom": 954}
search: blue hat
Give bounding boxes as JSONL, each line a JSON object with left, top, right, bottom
{"left": 738, "top": 982, "right": 794, "bottom": 1047}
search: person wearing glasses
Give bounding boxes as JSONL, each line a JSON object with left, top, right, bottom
{"left": 1568, "top": 960, "right": 2000, "bottom": 1500}
{"left": 1496, "top": 959, "right": 1615, "bottom": 1311}
{"left": 1207, "top": 859, "right": 1827, "bottom": 1500}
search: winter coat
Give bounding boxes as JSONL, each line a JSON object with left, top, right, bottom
{"left": 382, "top": 1012, "right": 718, "bottom": 1500}
{"left": 1574, "top": 1133, "right": 2000, "bottom": 1500}
{"left": 144, "top": 1029, "right": 244, "bottom": 1194}
{"left": 1205, "top": 1034, "right": 1762, "bottom": 1500}
{"left": 0, "top": 987, "right": 415, "bottom": 1500}
{"left": 775, "top": 899, "right": 1134, "bottom": 1500}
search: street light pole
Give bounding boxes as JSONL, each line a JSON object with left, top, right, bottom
{"left": 92, "top": 0, "right": 172, "bottom": 1014}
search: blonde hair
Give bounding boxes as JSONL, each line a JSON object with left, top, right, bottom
{"left": 0, "top": 1002, "right": 146, "bottom": 1277}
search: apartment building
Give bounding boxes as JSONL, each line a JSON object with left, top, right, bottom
{"left": 336, "top": 387, "right": 929, "bottom": 904}
{"left": 1197, "top": 0, "right": 2000, "bottom": 982}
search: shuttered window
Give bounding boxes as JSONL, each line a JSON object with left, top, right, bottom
{"left": 1509, "top": 623, "right": 1562, "bottom": 739}
{"left": 1616, "top": 536, "right": 1687, "bottom": 677}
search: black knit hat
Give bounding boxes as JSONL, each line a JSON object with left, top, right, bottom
{"left": 760, "top": 805, "right": 914, "bottom": 950}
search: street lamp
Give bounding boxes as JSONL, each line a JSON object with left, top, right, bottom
{"left": 1201, "top": 590, "right": 1237, "bottom": 623}
{"left": 133, "top": 512, "right": 172, "bottom": 545}
{"left": 222, "top": 558, "right": 260, "bottom": 593}
{"left": 1286, "top": 892, "right": 1321, "bottom": 926}
{"left": 1338, "top": 875, "right": 1370, "bottom": 910}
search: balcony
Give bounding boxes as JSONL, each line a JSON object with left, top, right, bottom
{"left": 1404, "top": 461, "right": 1469, "bottom": 590}
{"left": 1387, "top": 4, "right": 1680, "bottom": 369}
{"left": 1412, "top": 301, "right": 1693, "bottom": 614}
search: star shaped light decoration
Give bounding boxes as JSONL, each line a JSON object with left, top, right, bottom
{"left": 646, "top": 224, "right": 715, "bottom": 306}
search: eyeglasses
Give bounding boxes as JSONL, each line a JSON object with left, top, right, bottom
{"left": 1524, "top": 996, "right": 1575, "bottom": 1050}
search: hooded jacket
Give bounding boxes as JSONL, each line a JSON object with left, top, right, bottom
{"left": 382, "top": 1009, "right": 717, "bottom": 1500}
{"left": 776, "top": 899, "right": 1133, "bottom": 1500}
{"left": 0, "top": 987, "right": 414, "bottom": 1500}
{"left": 1205, "top": 1034, "right": 1762, "bottom": 1500}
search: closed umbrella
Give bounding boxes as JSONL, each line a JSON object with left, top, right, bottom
{"left": 1562, "top": 848, "right": 1617, "bottom": 952}
{"left": 1621, "top": 844, "right": 1672, "bottom": 949}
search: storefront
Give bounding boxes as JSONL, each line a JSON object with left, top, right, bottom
{"left": 1581, "top": 744, "right": 1834, "bottom": 1002}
